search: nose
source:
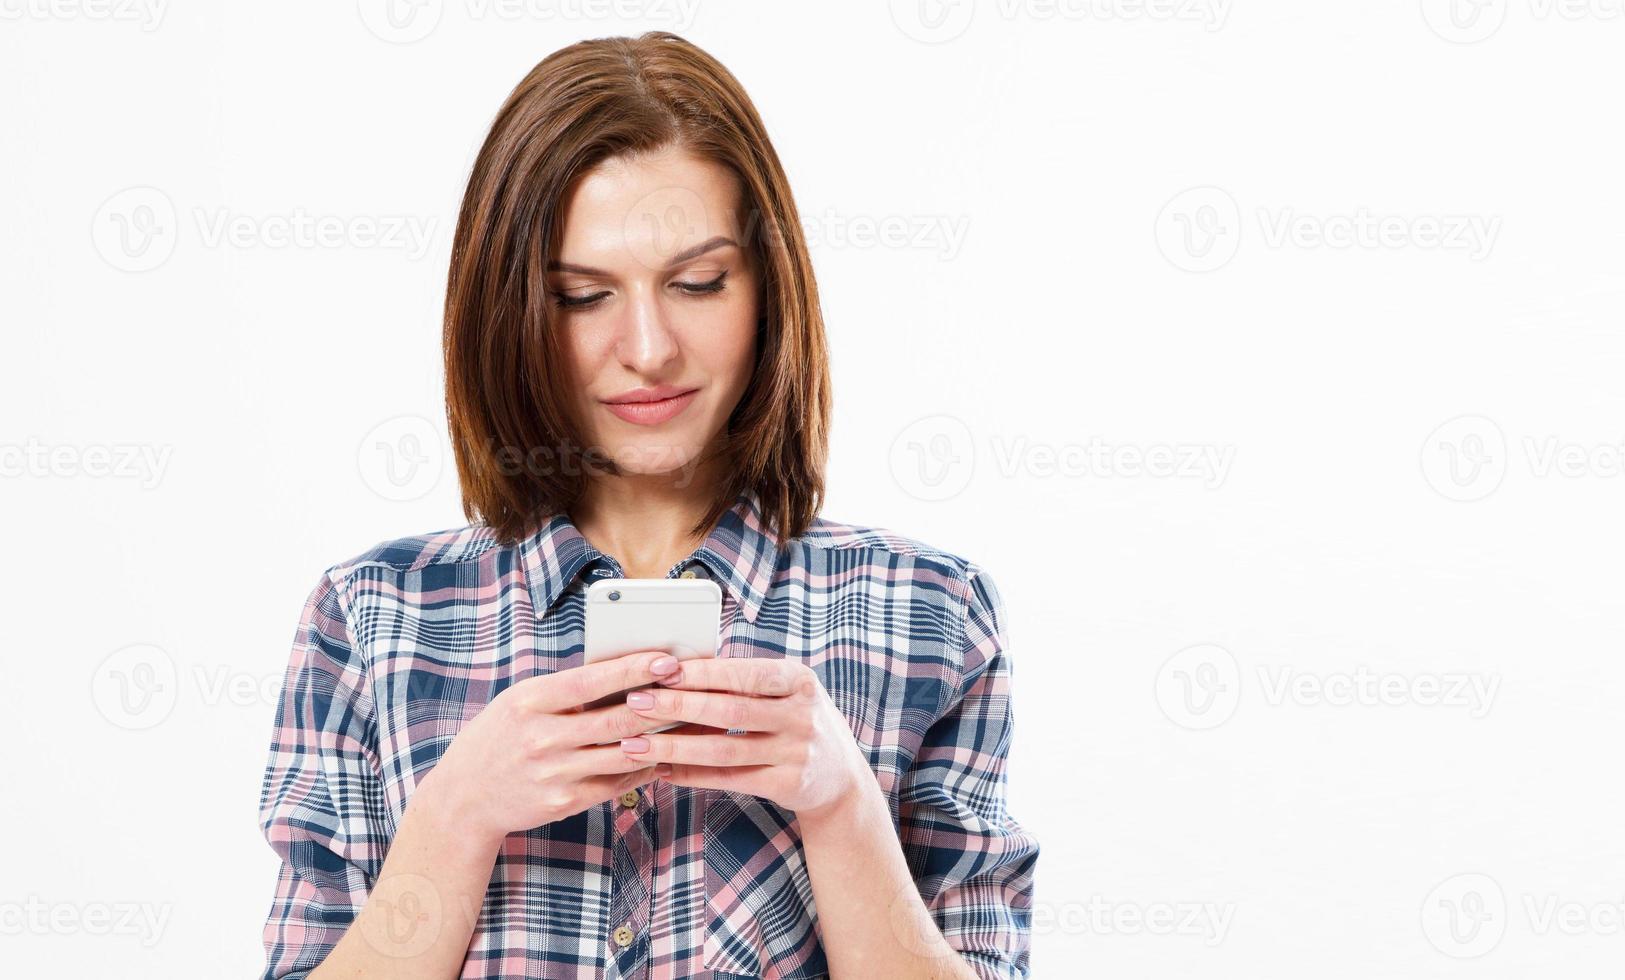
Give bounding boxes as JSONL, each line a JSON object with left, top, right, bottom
{"left": 612, "top": 284, "right": 680, "bottom": 375}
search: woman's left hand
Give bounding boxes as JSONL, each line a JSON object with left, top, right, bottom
{"left": 618, "top": 657, "right": 871, "bottom": 820}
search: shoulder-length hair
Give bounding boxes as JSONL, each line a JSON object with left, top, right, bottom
{"left": 443, "top": 31, "right": 830, "bottom": 547}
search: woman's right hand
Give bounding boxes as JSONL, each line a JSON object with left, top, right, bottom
{"left": 413, "top": 649, "right": 682, "bottom": 845}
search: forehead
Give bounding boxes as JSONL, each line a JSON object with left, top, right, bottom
{"left": 555, "top": 145, "right": 745, "bottom": 267}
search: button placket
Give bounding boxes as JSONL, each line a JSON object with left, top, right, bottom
{"left": 608, "top": 758, "right": 654, "bottom": 973}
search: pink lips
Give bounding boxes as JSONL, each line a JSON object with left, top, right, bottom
{"left": 602, "top": 389, "right": 699, "bottom": 425}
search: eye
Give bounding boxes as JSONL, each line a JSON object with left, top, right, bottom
{"left": 549, "top": 270, "right": 729, "bottom": 311}
{"left": 674, "top": 270, "right": 728, "bottom": 296}
{"left": 552, "top": 289, "right": 609, "bottom": 310}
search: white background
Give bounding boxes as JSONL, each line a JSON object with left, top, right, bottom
{"left": 4, "top": 1, "right": 1624, "bottom": 977}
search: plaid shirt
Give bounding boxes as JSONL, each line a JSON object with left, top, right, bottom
{"left": 258, "top": 487, "right": 1038, "bottom": 979}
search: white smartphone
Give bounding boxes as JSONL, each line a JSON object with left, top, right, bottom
{"left": 581, "top": 577, "right": 722, "bottom": 739}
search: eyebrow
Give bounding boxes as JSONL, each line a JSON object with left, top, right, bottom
{"left": 546, "top": 235, "right": 738, "bottom": 276}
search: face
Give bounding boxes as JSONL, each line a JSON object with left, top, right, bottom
{"left": 548, "top": 144, "right": 760, "bottom": 489}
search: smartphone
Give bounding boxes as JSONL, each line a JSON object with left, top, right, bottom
{"left": 581, "top": 577, "right": 722, "bottom": 739}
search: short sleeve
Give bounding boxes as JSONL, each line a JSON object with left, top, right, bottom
{"left": 896, "top": 565, "right": 1040, "bottom": 980}
{"left": 257, "top": 568, "right": 390, "bottom": 980}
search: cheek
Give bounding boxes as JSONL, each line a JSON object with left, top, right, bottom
{"left": 676, "top": 303, "right": 756, "bottom": 385}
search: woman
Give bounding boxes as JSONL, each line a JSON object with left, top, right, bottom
{"left": 258, "top": 32, "right": 1037, "bottom": 980}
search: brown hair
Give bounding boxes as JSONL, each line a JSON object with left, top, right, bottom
{"left": 443, "top": 31, "right": 830, "bottom": 547}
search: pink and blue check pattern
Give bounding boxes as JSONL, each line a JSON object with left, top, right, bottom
{"left": 258, "top": 487, "right": 1038, "bottom": 979}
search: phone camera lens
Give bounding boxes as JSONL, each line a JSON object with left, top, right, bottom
{"left": 608, "top": 590, "right": 621, "bottom": 602}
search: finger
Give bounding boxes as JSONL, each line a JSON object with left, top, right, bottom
{"left": 627, "top": 686, "right": 784, "bottom": 733}
{"left": 566, "top": 742, "right": 669, "bottom": 778}
{"left": 531, "top": 649, "right": 676, "bottom": 714}
{"left": 620, "top": 731, "right": 782, "bottom": 767}
{"left": 567, "top": 702, "right": 710, "bottom": 747}
{"left": 580, "top": 764, "right": 661, "bottom": 803}
{"left": 656, "top": 656, "right": 813, "bottom": 700}
{"left": 660, "top": 763, "right": 771, "bottom": 792}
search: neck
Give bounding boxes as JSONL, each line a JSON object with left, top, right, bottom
{"left": 570, "top": 466, "right": 727, "bottom": 579}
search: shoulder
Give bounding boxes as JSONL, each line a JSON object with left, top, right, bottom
{"left": 797, "top": 511, "right": 997, "bottom": 602}
{"left": 315, "top": 521, "right": 506, "bottom": 592}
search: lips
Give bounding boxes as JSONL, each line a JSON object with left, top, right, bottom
{"left": 602, "top": 388, "right": 699, "bottom": 425}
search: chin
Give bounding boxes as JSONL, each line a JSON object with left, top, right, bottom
{"left": 599, "top": 440, "right": 708, "bottom": 481}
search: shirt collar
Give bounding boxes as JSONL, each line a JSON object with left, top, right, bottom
{"left": 517, "top": 486, "right": 782, "bottom": 625}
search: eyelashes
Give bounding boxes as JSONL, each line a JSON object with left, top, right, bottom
{"left": 551, "top": 270, "right": 729, "bottom": 311}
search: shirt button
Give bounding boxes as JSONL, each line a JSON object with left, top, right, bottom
{"left": 613, "top": 924, "right": 635, "bottom": 948}
{"left": 680, "top": 569, "right": 698, "bottom": 579}
{"left": 619, "top": 789, "right": 640, "bottom": 808}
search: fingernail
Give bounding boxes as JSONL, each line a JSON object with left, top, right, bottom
{"left": 626, "top": 691, "right": 654, "bottom": 709}
{"left": 621, "top": 736, "right": 649, "bottom": 753}
{"left": 656, "top": 669, "right": 683, "bottom": 685}
{"left": 650, "top": 655, "right": 678, "bottom": 674}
